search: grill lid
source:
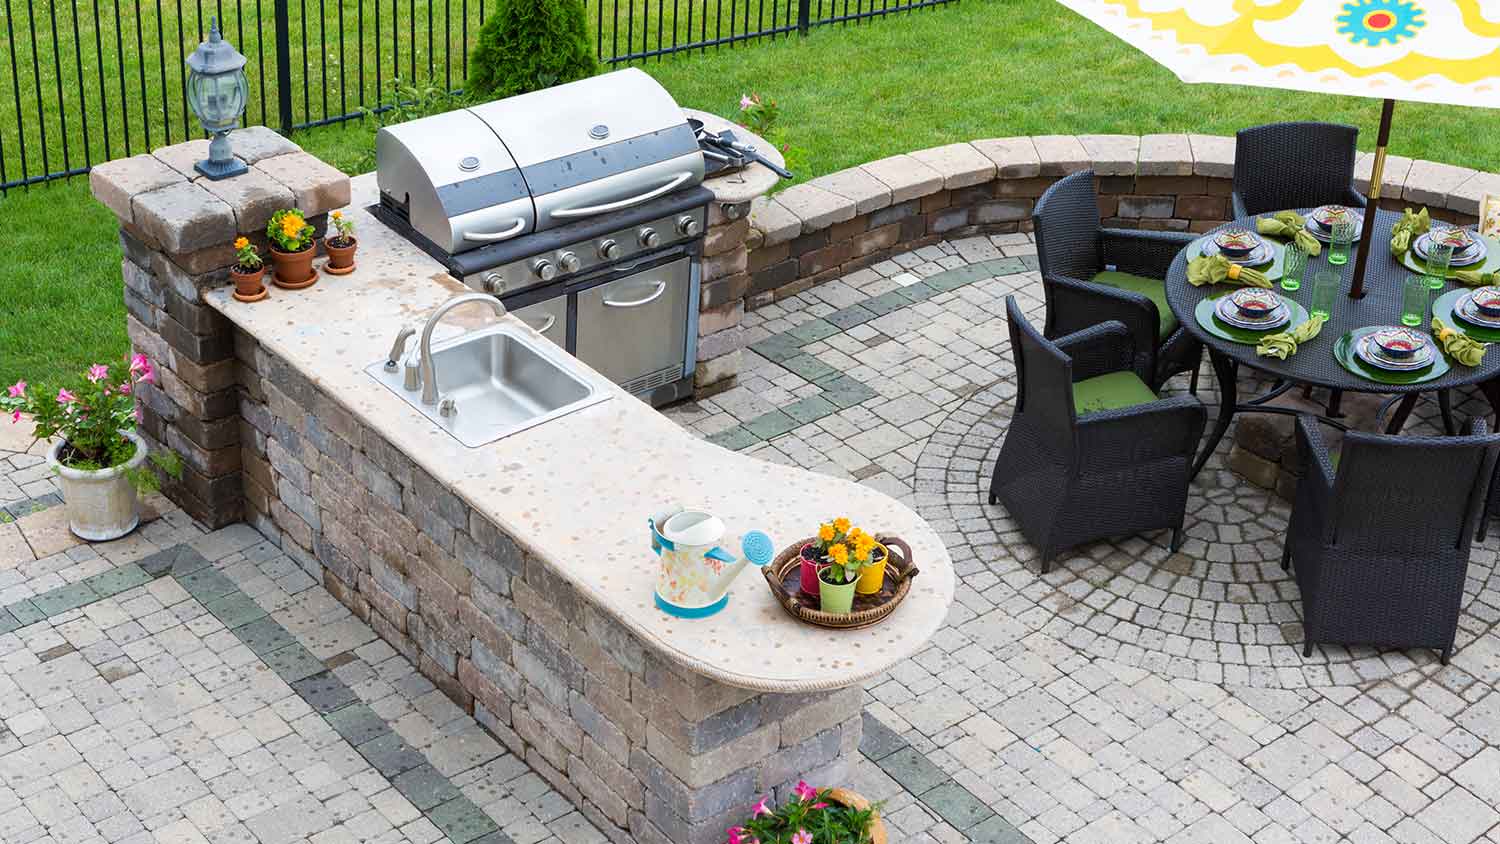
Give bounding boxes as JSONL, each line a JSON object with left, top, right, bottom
{"left": 375, "top": 68, "right": 704, "bottom": 254}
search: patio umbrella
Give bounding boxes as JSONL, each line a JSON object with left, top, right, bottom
{"left": 1054, "top": 0, "right": 1500, "bottom": 298}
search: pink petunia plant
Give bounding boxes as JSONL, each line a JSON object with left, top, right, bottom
{"left": 728, "top": 785, "right": 880, "bottom": 844}
{"left": 0, "top": 355, "right": 180, "bottom": 489}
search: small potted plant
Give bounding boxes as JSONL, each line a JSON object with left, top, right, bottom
{"left": 323, "top": 209, "right": 358, "bottom": 275}
{"left": 1, "top": 356, "right": 181, "bottom": 541}
{"left": 729, "top": 781, "right": 886, "bottom": 844}
{"left": 230, "top": 236, "right": 267, "bottom": 302}
{"left": 266, "top": 208, "right": 318, "bottom": 288}
{"left": 853, "top": 531, "right": 888, "bottom": 596}
{"left": 818, "top": 537, "right": 863, "bottom": 615}
{"left": 800, "top": 516, "right": 851, "bottom": 597}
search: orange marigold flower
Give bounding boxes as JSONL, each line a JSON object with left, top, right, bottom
{"left": 234, "top": 236, "right": 249, "bottom": 249}
{"left": 833, "top": 517, "right": 851, "bottom": 534}
{"left": 331, "top": 210, "right": 342, "bottom": 219}
{"left": 828, "top": 544, "right": 848, "bottom": 565}
{"left": 818, "top": 523, "right": 835, "bottom": 542}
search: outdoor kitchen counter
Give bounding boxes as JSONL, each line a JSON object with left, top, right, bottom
{"left": 204, "top": 174, "right": 955, "bottom": 694}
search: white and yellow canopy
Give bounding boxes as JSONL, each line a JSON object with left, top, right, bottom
{"left": 1056, "top": 0, "right": 1500, "bottom": 109}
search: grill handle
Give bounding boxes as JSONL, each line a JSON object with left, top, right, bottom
{"left": 462, "top": 218, "right": 527, "bottom": 243}
{"left": 603, "top": 281, "right": 668, "bottom": 309}
{"left": 551, "top": 172, "right": 694, "bottom": 219}
{"left": 525, "top": 314, "right": 558, "bottom": 334}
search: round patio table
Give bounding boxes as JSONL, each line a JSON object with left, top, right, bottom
{"left": 1164, "top": 207, "right": 1500, "bottom": 478}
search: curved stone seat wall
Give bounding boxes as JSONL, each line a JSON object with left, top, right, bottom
{"left": 692, "top": 133, "right": 1500, "bottom": 394}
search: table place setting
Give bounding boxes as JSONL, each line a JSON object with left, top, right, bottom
{"left": 1256, "top": 210, "right": 1322, "bottom": 257}
{"left": 1188, "top": 227, "right": 1284, "bottom": 285}
{"left": 1193, "top": 286, "right": 1313, "bottom": 346}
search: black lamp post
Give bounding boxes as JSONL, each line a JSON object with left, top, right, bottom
{"left": 185, "top": 17, "right": 249, "bottom": 180}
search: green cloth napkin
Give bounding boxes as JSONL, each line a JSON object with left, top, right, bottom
{"left": 1187, "top": 254, "right": 1271, "bottom": 288}
{"left": 1255, "top": 315, "right": 1327, "bottom": 360}
{"left": 1390, "top": 207, "right": 1431, "bottom": 258}
{"left": 1454, "top": 269, "right": 1499, "bottom": 287}
{"left": 1256, "top": 211, "right": 1321, "bottom": 257}
{"left": 1433, "top": 317, "right": 1487, "bottom": 366}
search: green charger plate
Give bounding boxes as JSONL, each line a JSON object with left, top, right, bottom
{"left": 1191, "top": 237, "right": 1286, "bottom": 283}
{"left": 1194, "top": 295, "right": 1310, "bottom": 345}
{"left": 1398, "top": 235, "right": 1500, "bottom": 279}
{"left": 1433, "top": 288, "right": 1500, "bottom": 342}
{"left": 1333, "top": 326, "right": 1451, "bottom": 385}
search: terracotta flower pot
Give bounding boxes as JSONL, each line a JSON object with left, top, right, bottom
{"left": 270, "top": 244, "right": 317, "bottom": 288}
{"left": 799, "top": 543, "right": 827, "bottom": 597}
{"left": 825, "top": 788, "right": 887, "bottom": 844}
{"left": 230, "top": 264, "right": 267, "bottom": 301}
{"left": 324, "top": 235, "right": 357, "bottom": 274}
{"left": 48, "top": 430, "right": 147, "bottom": 541}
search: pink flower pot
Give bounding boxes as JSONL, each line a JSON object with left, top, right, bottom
{"left": 798, "top": 543, "right": 827, "bottom": 596}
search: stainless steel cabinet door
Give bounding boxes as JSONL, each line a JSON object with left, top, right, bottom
{"left": 575, "top": 257, "right": 690, "bottom": 392}
{"left": 510, "top": 296, "right": 568, "bottom": 348}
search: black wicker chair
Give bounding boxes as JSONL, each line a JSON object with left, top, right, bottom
{"left": 1034, "top": 170, "right": 1202, "bottom": 392}
{"left": 1282, "top": 415, "right": 1499, "bottom": 664}
{"left": 988, "top": 296, "right": 1207, "bottom": 572}
{"left": 1231, "top": 122, "right": 1368, "bottom": 218}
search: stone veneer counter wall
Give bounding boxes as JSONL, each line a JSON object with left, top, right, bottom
{"left": 687, "top": 132, "right": 1500, "bottom": 394}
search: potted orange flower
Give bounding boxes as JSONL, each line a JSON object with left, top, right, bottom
{"left": 323, "top": 210, "right": 357, "bottom": 274}
{"left": 230, "top": 236, "right": 267, "bottom": 301}
{"left": 266, "top": 208, "right": 317, "bottom": 288}
{"left": 800, "top": 516, "right": 852, "bottom": 597}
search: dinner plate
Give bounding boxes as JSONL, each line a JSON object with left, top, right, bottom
{"left": 1214, "top": 297, "right": 1289, "bottom": 331}
{"left": 1310, "top": 204, "right": 1361, "bottom": 231}
{"left": 1303, "top": 209, "right": 1365, "bottom": 243}
{"left": 1455, "top": 292, "right": 1500, "bottom": 328}
{"left": 1200, "top": 239, "right": 1276, "bottom": 266}
{"left": 1414, "top": 230, "right": 1487, "bottom": 267}
{"left": 1355, "top": 334, "right": 1435, "bottom": 371}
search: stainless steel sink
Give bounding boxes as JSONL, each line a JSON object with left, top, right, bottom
{"left": 366, "top": 324, "right": 610, "bottom": 447}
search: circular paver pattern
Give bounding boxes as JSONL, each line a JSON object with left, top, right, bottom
{"left": 917, "top": 368, "right": 1500, "bottom": 690}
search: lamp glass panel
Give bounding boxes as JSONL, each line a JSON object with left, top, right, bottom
{"left": 188, "top": 70, "right": 248, "bottom": 131}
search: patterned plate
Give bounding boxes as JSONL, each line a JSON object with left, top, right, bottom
{"left": 1436, "top": 289, "right": 1500, "bottom": 342}
{"left": 1200, "top": 239, "right": 1277, "bottom": 266}
{"left": 1355, "top": 333, "right": 1436, "bottom": 371}
{"left": 1304, "top": 208, "right": 1365, "bottom": 243}
{"left": 1334, "top": 328, "right": 1450, "bottom": 385}
{"left": 1213, "top": 226, "right": 1263, "bottom": 257}
{"left": 1415, "top": 230, "right": 1488, "bottom": 267}
{"left": 1309, "top": 204, "right": 1361, "bottom": 231}
{"left": 1214, "top": 297, "right": 1290, "bottom": 331}
{"left": 1455, "top": 291, "right": 1500, "bottom": 328}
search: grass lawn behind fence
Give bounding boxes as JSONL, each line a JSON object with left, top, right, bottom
{"left": 5, "top": 0, "right": 1500, "bottom": 387}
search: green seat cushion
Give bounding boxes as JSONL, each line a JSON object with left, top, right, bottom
{"left": 1073, "top": 371, "right": 1158, "bottom": 416}
{"left": 1091, "top": 270, "right": 1178, "bottom": 341}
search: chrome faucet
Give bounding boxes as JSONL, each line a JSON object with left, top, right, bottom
{"left": 419, "top": 292, "right": 507, "bottom": 406}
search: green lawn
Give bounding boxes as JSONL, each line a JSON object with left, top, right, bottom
{"left": 4, "top": 0, "right": 1499, "bottom": 387}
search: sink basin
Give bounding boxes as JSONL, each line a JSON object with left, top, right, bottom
{"left": 367, "top": 324, "right": 610, "bottom": 447}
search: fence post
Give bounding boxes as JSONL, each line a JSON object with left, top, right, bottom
{"left": 797, "top": 0, "right": 811, "bottom": 35}
{"left": 273, "top": 0, "right": 294, "bottom": 134}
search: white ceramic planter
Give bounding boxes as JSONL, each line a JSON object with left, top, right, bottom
{"left": 47, "top": 430, "right": 147, "bottom": 541}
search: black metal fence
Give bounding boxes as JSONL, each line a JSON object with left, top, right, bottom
{"left": 0, "top": 0, "right": 957, "bottom": 192}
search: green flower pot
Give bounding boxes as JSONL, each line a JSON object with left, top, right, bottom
{"left": 818, "top": 570, "right": 857, "bottom": 614}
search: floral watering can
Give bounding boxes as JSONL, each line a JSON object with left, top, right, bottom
{"left": 649, "top": 506, "right": 774, "bottom": 618}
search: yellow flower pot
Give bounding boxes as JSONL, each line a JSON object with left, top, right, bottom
{"left": 855, "top": 544, "right": 888, "bottom": 595}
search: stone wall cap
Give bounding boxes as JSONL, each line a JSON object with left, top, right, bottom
{"left": 1030, "top": 135, "right": 1090, "bottom": 178}
{"left": 89, "top": 154, "right": 186, "bottom": 225}
{"left": 256, "top": 151, "right": 353, "bottom": 217}
{"left": 1404, "top": 159, "right": 1477, "bottom": 207}
{"left": 196, "top": 167, "right": 297, "bottom": 235}
{"left": 231, "top": 126, "right": 302, "bottom": 165}
{"left": 1354, "top": 151, "right": 1413, "bottom": 197}
{"left": 131, "top": 180, "right": 237, "bottom": 255}
{"left": 1077, "top": 134, "right": 1141, "bottom": 178}
{"left": 152, "top": 139, "right": 216, "bottom": 180}
{"left": 1138, "top": 133, "right": 1194, "bottom": 177}
{"left": 774, "top": 182, "right": 857, "bottom": 234}
{"left": 1187, "top": 134, "right": 1235, "bottom": 179}
{"left": 971, "top": 137, "right": 1041, "bottom": 179}
{"left": 807, "top": 167, "right": 892, "bottom": 216}
{"left": 859, "top": 154, "right": 944, "bottom": 204}
{"left": 748, "top": 196, "right": 802, "bottom": 247}
{"left": 908, "top": 143, "right": 997, "bottom": 190}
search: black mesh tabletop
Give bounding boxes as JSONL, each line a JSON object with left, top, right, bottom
{"left": 1165, "top": 209, "right": 1500, "bottom": 394}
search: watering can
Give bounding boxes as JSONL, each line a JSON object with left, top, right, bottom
{"left": 649, "top": 506, "right": 774, "bottom": 618}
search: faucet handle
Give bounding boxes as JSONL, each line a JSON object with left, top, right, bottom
{"left": 402, "top": 350, "right": 422, "bottom": 392}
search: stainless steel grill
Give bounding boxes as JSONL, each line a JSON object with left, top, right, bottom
{"left": 370, "top": 68, "right": 712, "bottom": 407}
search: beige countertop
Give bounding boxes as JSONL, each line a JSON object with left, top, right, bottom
{"left": 204, "top": 173, "right": 954, "bottom": 693}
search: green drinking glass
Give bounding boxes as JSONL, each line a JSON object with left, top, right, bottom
{"left": 1401, "top": 275, "right": 1429, "bottom": 327}
{"left": 1311, "top": 270, "right": 1339, "bottom": 320}
{"left": 1280, "top": 243, "right": 1307, "bottom": 292}
{"left": 1426, "top": 241, "right": 1455, "bottom": 290}
{"left": 1328, "top": 220, "right": 1356, "bottom": 266}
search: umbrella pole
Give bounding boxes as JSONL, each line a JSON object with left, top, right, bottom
{"left": 1349, "top": 98, "right": 1396, "bottom": 299}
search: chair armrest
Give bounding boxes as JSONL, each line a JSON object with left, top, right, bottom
{"left": 1294, "top": 415, "right": 1337, "bottom": 493}
{"left": 1076, "top": 395, "right": 1207, "bottom": 472}
{"left": 1099, "top": 228, "right": 1198, "bottom": 278}
{"left": 1343, "top": 187, "right": 1368, "bottom": 209}
{"left": 1231, "top": 191, "right": 1251, "bottom": 221}
{"left": 1043, "top": 273, "right": 1158, "bottom": 382}
{"left": 1054, "top": 320, "right": 1137, "bottom": 383}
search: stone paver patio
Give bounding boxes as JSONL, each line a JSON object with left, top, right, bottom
{"left": 8, "top": 234, "right": 1500, "bottom": 843}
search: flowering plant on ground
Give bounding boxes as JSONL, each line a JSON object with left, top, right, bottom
{"left": 738, "top": 92, "right": 779, "bottom": 137}
{"left": 328, "top": 210, "right": 356, "bottom": 246}
{"left": 267, "top": 208, "right": 316, "bottom": 252}
{"left": 728, "top": 782, "right": 879, "bottom": 844}
{"left": 0, "top": 356, "right": 181, "bottom": 492}
{"left": 233, "top": 236, "right": 263, "bottom": 271}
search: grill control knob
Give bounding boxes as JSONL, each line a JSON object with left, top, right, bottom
{"left": 597, "top": 239, "right": 619, "bottom": 260}
{"left": 532, "top": 259, "right": 556, "bottom": 281}
{"left": 676, "top": 215, "right": 701, "bottom": 237}
{"left": 557, "top": 251, "right": 580, "bottom": 273}
{"left": 638, "top": 227, "right": 660, "bottom": 249}
{"left": 482, "top": 273, "right": 504, "bottom": 295}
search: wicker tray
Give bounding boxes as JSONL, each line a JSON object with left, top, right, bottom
{"left": 762, "top": 535, "right": 919, "bottom": 629}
